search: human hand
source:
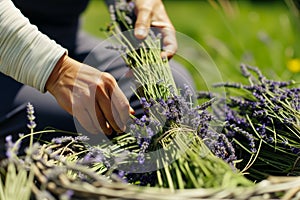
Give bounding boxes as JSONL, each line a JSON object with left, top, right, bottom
{"left": 46, "top": 54, "right": 134, "bottom": 135}
{"left": 134, "top": 0, "right": 177, "bottom": 59}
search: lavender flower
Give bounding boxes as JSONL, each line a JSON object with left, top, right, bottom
{"left": 74, "top": 135, "right": 90, "bottom": 142}
{"left": 137, "top": 140, "right": 149, "bottom": 164}
{"left": 26, "top": 102, "right": 36, "bottom": 130}
{"left": 60, "top": 190, "right": 74, "bottom": 200}
{"left": 51, "top": 136, "right": 74, "bottom": 144}
{"left": 82, "top": 146, "right": 106, "bottom": 164}
{"left": 5, "top": 135, "right": 15, "bottom": 158}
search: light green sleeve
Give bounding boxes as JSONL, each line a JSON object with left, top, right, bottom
{"left": 0, "top": 0, "right": 67, "bottom": 92}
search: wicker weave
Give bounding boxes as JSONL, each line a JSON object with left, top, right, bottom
{"left": 2, "top": 140, "right": 298, "bottom": 200}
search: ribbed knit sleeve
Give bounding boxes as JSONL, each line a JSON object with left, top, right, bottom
{"left": 0, "top": 0, "right": 67, "bottom": 92}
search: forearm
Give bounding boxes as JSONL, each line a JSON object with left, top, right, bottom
{"left": 0, "top": 0, "right": 67, "bottom": 92}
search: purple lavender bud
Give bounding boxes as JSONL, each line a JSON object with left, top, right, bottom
{"left": 74, "top": 135, "right": 90, "bottom": 142}
{"left": 26, "top": 102, "right": 37, "bottom": 130}
{"left": 61, "top": 190, "right": 74, "bottom": 200}
{"left": 240, "top": 64, "right": 251, "bottom": 77}
{"left": 109, "top": 5, "right": 116, "bottom": 22}
{"left": 292, "top": 148, "right": 300, "bottom": 154}
{"left": 140, "top": 115, "right": 148, "bottom": 123}
{"left": 146, "top": 126, "right": 154, "bottom": 138}
{"left": 268, "top": 137, "right": 274, "bottom": 143}
{"left": 5, "top": 135, "right": 12, "bottom": 143}
{"left": 5, "top": 135, "right": 20, "bottom": 158}
{"left": 27, "top": 121, "right": 36, "bottom": 130}
{"left": 251, "top": 148, "right": 257, "bottom": 153}
{"left": 137, "top": 153, "right": 145, "bottom": 164}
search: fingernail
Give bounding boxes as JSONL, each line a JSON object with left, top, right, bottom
{"left": 130, "top": 107, "right": 135, "bottom": 114}
{"left": 161, "top": 52, "right": 168, "bottom": 60}
{"left": 135, "top": 28, "right": 146, "bottom": 38}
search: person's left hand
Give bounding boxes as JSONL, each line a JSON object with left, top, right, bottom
{"left": 134, "top": 0, "right": 177, "bottom": 59}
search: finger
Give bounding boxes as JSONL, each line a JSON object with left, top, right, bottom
{"left": 151, "top": 21, "right": 177, "bottom": 59}
{"left": 111, "top": 86, "right": 132, "bottom": 131}
{"left": 130, "top": 107, "right": 135, "bottom": 115}
{"left": 95, "top": 101, "right": 113, "bottom": 135}
{"left": 73, "top": 91, "right": 112, "bottom": 135}
{"left": 74, "top": 106, "right": 100, "bottom": 134}
{"left": 161, "top": 32, "right": 177, "bottom": 59}
{"left": 111, "top": 103, "right": 124, "bottom": 133}
{"left": 134, "top": 7, "right": 152, "bottom": 39}
{"left": 72, "top": 90, "right": 101, "bottom": 134}
{"left": 162, "top": 28, "right": 177, "bottom": 57}
{"left": 98, "top": 91, "right": 125, "bottom": 133}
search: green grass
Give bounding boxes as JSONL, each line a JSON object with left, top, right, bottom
{"left": 81, "top": 0, "right": 300, "bottom": 90}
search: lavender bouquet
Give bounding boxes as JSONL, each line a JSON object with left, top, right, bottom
{"left": 211, "top": 64, "right": 300, "bottom": 182}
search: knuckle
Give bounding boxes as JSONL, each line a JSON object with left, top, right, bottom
{"left": 120, "top": 100, "right": 130, "bottom": 111}
{"left": 100, "top": 72, "right": 116, "bottom": 86}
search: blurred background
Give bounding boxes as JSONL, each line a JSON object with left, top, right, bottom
{"left": 82, "top": 0, "right": 300, "bottom": 90}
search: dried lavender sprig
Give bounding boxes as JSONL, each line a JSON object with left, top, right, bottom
{"left": 26, "top": 102, "right": 36, "bottom": 131}
{"left": 26, "top": 102, "right": 36, "bottom": 149}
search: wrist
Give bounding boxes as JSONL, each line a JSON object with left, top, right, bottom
{"left": 45, "top": 54, "right": 80, "bottom": 94}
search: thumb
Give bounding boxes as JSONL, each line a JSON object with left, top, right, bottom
{"left": 134, "top": 8, "right": 151, "bottom": 39}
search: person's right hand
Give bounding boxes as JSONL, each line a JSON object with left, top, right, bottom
{"left": 45, "top": 54, "right": 134, "bottom": 135}
{"left": 134, "top": 0, "right": 177, "bottom": 59}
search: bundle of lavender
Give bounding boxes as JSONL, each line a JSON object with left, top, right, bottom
{"left": 91, "top": 0, "right": 253, "bottom": 190}
{"left": 2, "top": 1, "right": 300, "bottom": 198}
{"left": 211, "top": 64, "right": 300, "bottom": 182}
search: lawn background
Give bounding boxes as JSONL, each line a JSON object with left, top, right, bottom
{"left": 81, "top": 0, "right": 300, "bottom": 90}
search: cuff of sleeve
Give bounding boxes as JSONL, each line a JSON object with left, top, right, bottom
{"left": 34, "top": 47, "right": 68, "bottom": 93}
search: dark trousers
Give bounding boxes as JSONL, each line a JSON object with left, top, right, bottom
{"left": 0, "top": 31, "right": 195, "bottom": 157}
